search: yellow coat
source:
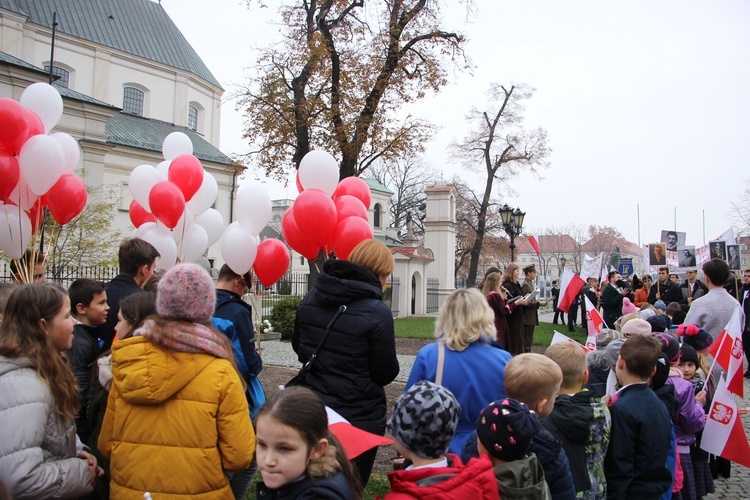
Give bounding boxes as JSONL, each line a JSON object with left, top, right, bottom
{"left": 98, "top": 336, "right": 255, "bottom": 499}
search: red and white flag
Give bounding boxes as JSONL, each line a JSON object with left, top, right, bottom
{"left": 584, "top": 295, "right": 605, "bottom": 335}
{"left": 707, "top": 306, "right": 744, "bottom": 397}
{"left": 558, "top": 269, "right": 585, "bottom": 313}
{"left": 700, "top": 375, "right": 750, "bottom": 468}
{"left": 326, "top": 406, "right": 392, "bottom": 460}
{"left": 551, "top": 330, "right": 593, "bottom": 352}
{"left": 528, "top": 234, "right": 541, "bottom": 256}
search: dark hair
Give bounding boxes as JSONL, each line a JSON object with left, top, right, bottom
{"left": 257, "top": 387, "right": 363, "bottom": 499}
{"left": 658, "top": 267, "right": 669, "bottom": 274}
{"left": 703, "top": 258, "right": 729, "bottom": 287}
{"left": 217, "top": 264, "right": 252, "bottom": 285}
{"left": 142, "top": 269, "right": 165, "bottom": 293}
{"left": 9, "top": 249, "right": 45, "bottom": 283}
{"left": 118, "top": 292, "right": 157, "bottom": 340}
{"left": 607, "top": 271, "right": 617, "bottom": 282}
{"left": 0, "top": 282, "right": 17, "bottom": 316}
{"left": 667, "top": 231, "right": 677, "bottom": 239}
{"left": 68, "top": 279, "right": 106, "bottom": 313}
{"left": 118, "top": 238, "right": 160, "bottom": 276}
{"left": 0, "top": 284, "right": 78, "bottom": 420}
{"left": 619, "top": 335, "right": 662, "bottom": 380}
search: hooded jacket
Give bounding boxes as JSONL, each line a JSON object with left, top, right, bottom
{"left": 98, "top": 335, "right": 255, "bottom": 499}
{"left": 585, "top": 350, "right": 611, "bottom": 399}
{"left": 214, "top": 288, "right": 262, "bottom": 379}
{"left": 491, "top": 452, "right": 551, "bottom": 500}
{"left": 293, "top": 259, "right": 399, "bottom": 430}
{"left": 385, "top": 454, "right": 499, "bottom": 499}
{"left": 0, "top": 356, "right": 93, "bottom": 499}
{"left": 542, "top": 391, "right": 611, "bottom": 499}
{"left": 666, "top": 368, "right": 706, "bottom": 448}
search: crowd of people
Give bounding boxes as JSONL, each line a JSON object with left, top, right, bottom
{"left": 0, "top": 235, "right": 749, "bottom": 499}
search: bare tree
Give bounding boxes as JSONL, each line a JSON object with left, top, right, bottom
{"left": 368, "top": 154, "right": 438, "bottom": 236}
{"left": 450, "top": 83, "right": 550, "bottom": 286}
{"left": 729, "top": 179, "right": 750, "bottom": 236}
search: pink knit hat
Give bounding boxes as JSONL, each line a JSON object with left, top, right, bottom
{"left": 156, "top": 263, "right": 216, "bottom": 324}
{"left": 620, "top": 318, "right": 652, "bottom": 336}
{"left": 621, "top": 297, "right": 637, "bottom": 315}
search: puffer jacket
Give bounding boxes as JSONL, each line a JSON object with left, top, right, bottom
{"left": 385, "top": 454, "right": 499, "bottom": 499}
{"left": 0, "top": 356, "right": 93, "bottom": 499}
{"left": 256, "top": 470, "right": 355, "bottom": 499}
{"left": 491, "top": 452, "right": 551, "bottom": 500}
{"left": 98, "top": 335, "right": 255, "bottom": 499}
{"left": 292, "top": 259, "right": 399, "bottom": 431}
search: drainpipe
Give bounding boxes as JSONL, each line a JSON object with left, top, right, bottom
{"left": 229, "top": 168, "right": 238, "bottom": 223}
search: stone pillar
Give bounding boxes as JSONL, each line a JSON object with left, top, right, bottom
{"left": 423, "top": 183, "right": 457, "bottom": 308}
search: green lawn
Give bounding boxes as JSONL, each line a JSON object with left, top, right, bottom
{"left": 395, "top": 316, "right": 589, "bottom": 348}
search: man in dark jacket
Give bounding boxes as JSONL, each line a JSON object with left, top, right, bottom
{"left": 551, "top": 280, "right": 565, "bottom": 325}
{"left": 293, "top": 254, "right": 399, "bottom": 486}
{"left": 100, "top": 238, "right": 159, "bottom": 350}
{"left": 678, "top": 269, "right": 709, "bottom": 307}
{"left": 648, "top": 267, "right": 680, "bottom": 305}
{"left": 600, "top": 271, "right": 630, "bottom": 329}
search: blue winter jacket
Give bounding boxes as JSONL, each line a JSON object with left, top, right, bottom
{"left": 213, "top": 289, "right": 262, "bottom": 380}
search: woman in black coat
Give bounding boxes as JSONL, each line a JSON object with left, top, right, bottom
{"left": 501, "top": 263, "right": 525, "bottom": 355}
{"left": 293, "top": 239, "right": 398, "bottom": 487}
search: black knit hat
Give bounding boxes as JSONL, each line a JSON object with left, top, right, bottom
{"left": 677, "top": 323, "right": 714, "bottom": 352}
{"left": 387, "top": 381, "right": 461, "bottom": 459}
{"left": 476, "top": 398, "right": 540, "bottom": 462}
{"left": 652, "top": 332, "right": 680, "bottom": 364}
{"left": 679, "top": 344, "right": 700, "bottom": 368}
{"left": 652, "top": 352, "right": 671, "bottom": 389}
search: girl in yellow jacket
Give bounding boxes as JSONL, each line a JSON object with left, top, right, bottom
{"left": 98, "top": 263, "right": 255, "bottom": 499}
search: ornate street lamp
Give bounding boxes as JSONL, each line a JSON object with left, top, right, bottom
{"left": 500, "top": 204, "right": 525, "bottom": 262}
{"left": 560, "top": 256, "right": 567, "bottom": 275}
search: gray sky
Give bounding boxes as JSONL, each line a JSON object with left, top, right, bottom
{"left": 161, "top": 0, "right": 750, "bottom": 247}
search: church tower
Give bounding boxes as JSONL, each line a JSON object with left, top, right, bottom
{"left": 423, "top": 183, "right": 457, "bottom": 308}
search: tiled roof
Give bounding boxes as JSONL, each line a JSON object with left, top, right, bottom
{"left": 391, "top": 246, "right": 434, "bottom": 261}
{"left": 0, "top": 0, "right": 221, "bottom": 88}
{"left": 105, "top": 113, "right": 233, "bottom": 165}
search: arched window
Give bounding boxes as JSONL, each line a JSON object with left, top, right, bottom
{"left": 188, "top": 105, "right": 198, "bottom": 131}
{"left": 44, "top": 65, "right": 70, "bottom": 88}
{"left": 123, "top": 87, "right": 144, "bottom": 116}
{"left": 373, "top": 203, "right": 382, "bottom": 228}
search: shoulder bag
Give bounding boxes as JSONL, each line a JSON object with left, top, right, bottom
{"left": 285, "top": 304, "right": 347, "bottom": 387}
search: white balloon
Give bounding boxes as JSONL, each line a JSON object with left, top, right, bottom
{"left": 128, "top": 164, "right": 160, "bottom": 212}
{"left": 235, "top": 184, "right": 271, "bottom": 235}
{"left": 20, "top": 83, "right": 63, "bottom": 133}
{"left": 178, "top": 224, "right": 209, "bottom": 264}
{"left": 142, "top": 227, "right": 178, "bottom": 271}
{"left": 298, "top": 150, "right": 339, "bottom": 196}
{"left": 18, "top": 134, "right": 65, "bottom": 196}
{"left": 156, "top": 160, "right": 171, "bottom": 180}
{"left": 187, "top": 171, "right": 218, "bottom": 214}
{"left": 172, "top": 206, "right": 194, "bottom": 243}
{"left": 133, "top": 221, "right": 157, "bottom": 238}
{"left": 51, "top": 132, "right": 80, "bottom": 174}
{"left": 162, "top": 132, "right": 193, "bottom": 161}
{"left": 8, "top": 173, "right": 38, "bottom": 211}
{"left": 220, "top": 224, "right": 257, "bottom": 275}
{"left": 0, "top": 205, "right": 32, "bottom": 260}
{"left": 194, "top": 208, "right": 224, "bottom": 246}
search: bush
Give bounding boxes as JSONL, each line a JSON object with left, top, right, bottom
{"left": 270, "top": 296, "right": 302, "bottom": 340}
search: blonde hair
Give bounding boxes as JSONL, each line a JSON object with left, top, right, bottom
{"left": 348, "top": 239, "right": 395, "bottom": 278}
{"left": 698, "top": 352, "right": 710, "bottom": 379}
{"left": 435, "top": 288, "right": 495, "bottom": 351}
{"left": 504, "top": 353, "right": 563, "bottom": 406}
{"left": 545, "top": 342, "right": 587, "bottom": 389}
{"left": 481, "top": 272, "right": 502, "bottom": 297}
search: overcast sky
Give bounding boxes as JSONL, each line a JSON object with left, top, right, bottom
{"left": 160, "top": 0, "right": 750, "bottom": 247}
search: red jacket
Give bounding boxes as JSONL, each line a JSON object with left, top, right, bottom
{"left": 383, "top": 454, "right": 499, "bottom": 500}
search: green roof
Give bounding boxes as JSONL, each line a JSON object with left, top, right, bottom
{"left": 106, "top": 113, "right": 233, "bottom": 165}
{"left": 0, "top": 50, "right": 45, "bottom": 72}
{"left": 0, "top": 0, "right": 221, "bottom": 88}
{"left": 364, "top": 177, "right": 394, "bottom": 195}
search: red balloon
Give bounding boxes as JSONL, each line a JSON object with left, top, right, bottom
{"left": 45, "top": 174, "right": 87, "bottom": 225}
{"left": 0, "top": 151, "right": 20, "bottom": 201}
{"left": 281, "top": 208, "right": 320, "bottom": 260}
{"left": 292, "top": 188, "right": 337, "bottom": 248}
{"left": 149, "top": 180, "right": 185, "bottom": 229}
{"left": 334, "top": 194, "right": 368, "bottom": 224}
{"left": 295, "top": 170, "right": 303, "bottom": 194}
{"left": 333, "top": 216, "right": 374, "bottom": 261}
{"left": 253, "top": 238, "right": 291, "bottom": 287}
{"left": 168, "top": 154, "right": 204, "bottom": 201}
{"left": 27, "top": 199, "right": 44, "bottom": 233}
{"left": 129, "top": 199, "right": 155, "bottom": 228}
{"left": 333, "top": 176, "right": 371, "bottom": 209}
{"left": 24, "top": 109, "right": 44, "bottom": 141}
{"left": 0, "top": 97, "right": 30, "bottom": 155}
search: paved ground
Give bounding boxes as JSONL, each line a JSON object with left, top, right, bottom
{"left": 262, "top": 311, "right": 750, "bottom": 495}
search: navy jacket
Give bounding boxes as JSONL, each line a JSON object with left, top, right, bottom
{"left": 214, "top": 289, "right": 262, "bottom": 379}
{"left": 256, "top": 471, "right": 354, "bottom": 499}
{"left": 293, "top": 260, "right": 398, "bottom": 431}
{"left": 101, "top": 274, "right": 141, "bottom": 350}
{"left": 67, "top": 322, "right": 103, "bottom": 441}
{"left": 604, "top": 383, "right": 672, "bottom": 499}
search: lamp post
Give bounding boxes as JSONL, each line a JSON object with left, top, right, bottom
{"left": 499, "top": 204, "right": 525, "bottom": 262}
{"left": 560, "top": 256, "right": 567, "bottom": 277}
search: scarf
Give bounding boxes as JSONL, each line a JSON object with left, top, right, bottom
{"left": 135, "top": 318, "right": 231, "bottom": 360}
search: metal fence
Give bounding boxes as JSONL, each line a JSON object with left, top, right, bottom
{"left": 426, "top": 277, "right": 440, "bottom": 313}
{"left": 0, "top": 262, "right": 119, "bottom": 289}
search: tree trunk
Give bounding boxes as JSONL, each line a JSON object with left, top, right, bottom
{"left": 467, "top": 175, "right": 495, "bottom": 287}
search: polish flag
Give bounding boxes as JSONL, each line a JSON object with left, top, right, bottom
{"left": 551, "top": 330, "right": 593, "bottom": 352}
{"left": 700, "top": 375, "right": 750, "bottom": 468}
{"left": 528, "top": 234, "right": 541, "bottom": 256}
{"left": 558, "top": 269, "right": 585, "bottom": 313}
{"left": 326, "top": 406, "right": 392, "bottom": 460}
{"left": 584, "top": 295, "right": 605, "bottom": 334}
{"left": 706, "top": 306, "right": 744, "bottom": 397}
